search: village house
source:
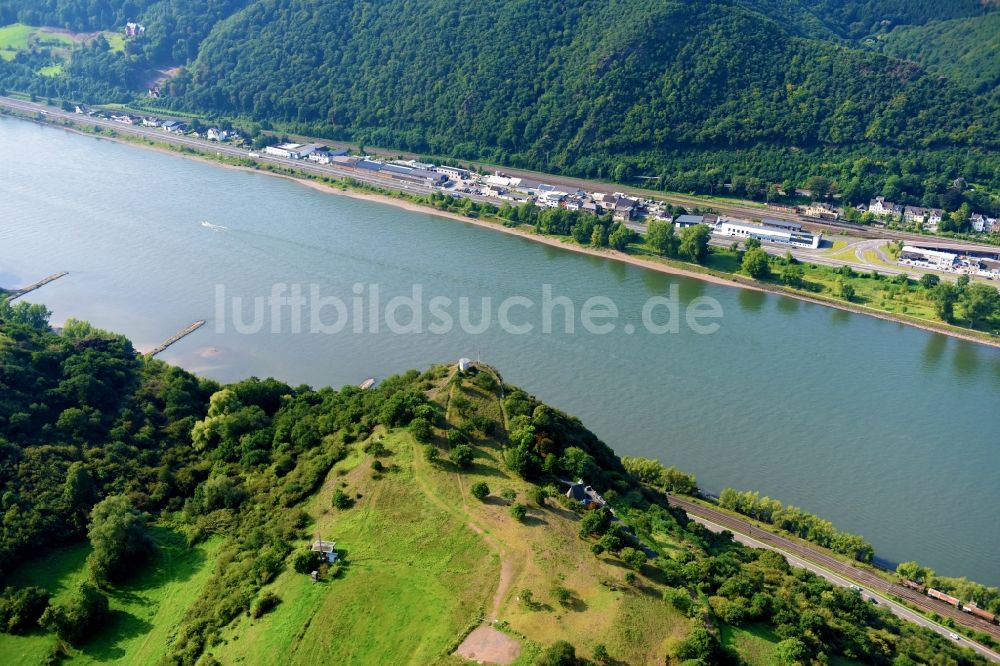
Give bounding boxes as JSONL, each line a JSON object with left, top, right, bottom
{"left": 802, "top": 202, "right": 840, "bottom": 220}
{"left": 206, "top": 128, "right": 228, "bottom": 142}
{"left": 903, "top": 206, "right": 931, "bottom": 224}
{"left": 971, "top": 213, "right": 997, "bottom": 234}
{"left": 612, "top": 197, "right": 638, "bottom": 221}
{"left": 925, "top": 209, "right": 944, "bottom": 231}
{"left": 564, "top": 480, "right": 607, "bottom": 511}
{"left": 674, "top": 214, "right": 704, "bottom": 229}
{"left": 308, "top": 146, "right": 348, "bottom": 164}
{"left": 868, "top": 197, "right": 903, "bottom": 219}
{"left": 124, "top": 22, "right": 145, "bottom": 38}
{"left": 162, "top": 120, "right": 186, "bottom": 134}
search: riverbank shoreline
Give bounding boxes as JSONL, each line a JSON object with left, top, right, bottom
{"left": 10, "top": 110, "right": 999, "bottom": 349}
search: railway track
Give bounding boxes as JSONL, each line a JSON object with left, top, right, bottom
{"left": 667, "top": 494, "right": 1000, "bottom": 642}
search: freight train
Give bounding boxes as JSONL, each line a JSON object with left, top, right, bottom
{"left": 903, "top": 581, "right": 999, "bottom": 625}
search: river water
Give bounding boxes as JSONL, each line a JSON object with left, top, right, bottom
{"left": 2, "top": 118, "right": 998, "bottom": 585}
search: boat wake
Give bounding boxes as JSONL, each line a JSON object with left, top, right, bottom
{"left": 200, "top": 221, "right": 228, "bottom": 232}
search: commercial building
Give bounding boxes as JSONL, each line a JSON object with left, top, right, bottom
{"left": 716, "top": 218, "right": 821, "bottom": 249}
{"left": 898, "top": 245, "right": 957, "bottom": 270}
{"left": 435, "top": 165, "right": 471, "bottom": 180}
{"left": 264, "top": 143, "right": 307, "bottom": 159}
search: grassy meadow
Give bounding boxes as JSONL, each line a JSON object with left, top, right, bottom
{"left": 0, "top": 529, "right": 221, "bottom": 664}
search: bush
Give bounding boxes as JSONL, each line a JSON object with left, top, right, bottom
{"left": 0, "top": 586, "right": 49, "bottom": 634}
{"left": 332, "top": 489, "right": 353, "bottom": 509}
{"left": 292, "top": 549, "right": 319, "bottom": 574}
{"left": 250, "top": 591, "right": 281, "bottom": 618}
{"left": 673, "top": 627, "right": 726, "bottom": 663}
{"left": 500, "top": 488, "right": 517, "bottom": 502}
{"left": 663, "top": 586, "right": 693, "bottom": 613}
{"left": 425, "top": 446, "right": 440, "bottom": 463}
{"left": 371, "top": 459, "right": 384, "bottom": 473}
{"left": 447, "top": 428, "right": 469, "bottom": 447}
{"left": 579, "top": 511, "right": 609, "bottom": 538}
{"left": 470, "top": 481, "right": 490, "bottom": 501}
{"left": 409, "top": 416, "right": 432, "bottom": 442}
{"left": 531, "top": 486, "right": 549, "bottom": 506}
{"left": 510, "top": 503, "right": 528, "bottom": 521}
{"left": 86, "top": 494, "right": 154, "bottom": 583}
{"left": 40, "top": 582, "right": 108, "bottom": 645}
{"left": 551, "top": 585, "right": 571, "bottom": 606}
{"left": 534, "top": 640, "right": 576, "bottom": 665}
{"left": 620, "top": 547, "right": 647, "bottom": 570}
{"left": 450, "top": 444, "right": 474, "bottom": 468}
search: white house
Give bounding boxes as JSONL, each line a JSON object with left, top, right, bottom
{"left": 206, "top": 128, "right": 228, "bottom": 142}
{"left": 925, "top": 209, "right": 944, "bottom": 231}
{"left": 971, "top": 213, "right": 997, "bottom": 233}
{"left": 868, "top": 197, "right": 903, "bottom": 219}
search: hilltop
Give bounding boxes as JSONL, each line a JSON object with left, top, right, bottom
{"left": 0, "top": 301, "right": 990, "bottom": 665}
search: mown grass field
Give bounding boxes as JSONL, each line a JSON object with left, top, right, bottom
{"left": 0, "top": 23, "right": 72, "bottom": 60}
{"left": 0, "top": 23, "right": 122, "bottom": 63}
{"left": 0, "top": 528, "right": 221, "bottom": 664}
{"left": 210, "top": 428, "right": 496, "bottom": 665}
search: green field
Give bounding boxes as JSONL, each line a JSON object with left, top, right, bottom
{"left": 211, "top": 430, "right": 496, "bottom": 665}
{"left": 720, "top": 623, "right": 781, "bottom": 665}
{"left": 38, "top": 63, "right": 63, "bottom": 77}
{"left": 0, "top": 529, "right": 221, "bottom": 665}
{"left": 0, "top": 23, "right": 121, "bottom": 62}
{"left": 0, "top": 23, "right": 73, "bottom": 60}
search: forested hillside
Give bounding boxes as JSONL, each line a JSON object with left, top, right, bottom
{"left": 802, "top": 0, "right": 990, "bottom": 38}
{"left": 874, "top": 13, "right": 1000, "bottom": 94}
{"left": 0, "top": 300, "right": 992, "bottom": 664}
{"left": 2, "top": 0, "right": 999, "bottom": 200}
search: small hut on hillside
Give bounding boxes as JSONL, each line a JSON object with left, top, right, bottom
{"left": 311, "top": 539, "right": 339, "bottom": 563}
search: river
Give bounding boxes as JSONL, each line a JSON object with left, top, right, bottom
{"left": 2, "top": 117, "right": 998, "bottom": 585}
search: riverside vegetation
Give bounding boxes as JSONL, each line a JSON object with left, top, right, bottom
{"left": 1, "top": 0, "right": 999, "bottom": 219}
{"left": 0, "top": 297, "right": 994, "bottom": 664}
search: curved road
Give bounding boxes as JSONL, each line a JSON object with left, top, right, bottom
{"left": 668, "top": 494, "right": 1000, "bottom": 662}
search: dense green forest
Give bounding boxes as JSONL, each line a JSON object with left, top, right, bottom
{"left": 1, "top": 0, "right": 999, "bottom": 206}
{"left": 0, "top": 299, "right": 992, "bottom": 663}
{"left": 874, "top": 13, "right": 1000, "bottom": 94}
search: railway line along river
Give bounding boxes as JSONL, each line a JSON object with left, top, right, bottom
{"left": 2, "top": 117, "right": 999, "bottom": 586}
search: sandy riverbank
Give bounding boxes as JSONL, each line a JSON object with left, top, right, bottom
{"left": 22, "top": 112, "right": 1000, "bottom": 350}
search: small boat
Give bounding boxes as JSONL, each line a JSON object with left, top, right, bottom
{"left": 200, "top": 221, "right": 227, "bottom": 231}
{"left": 359, "top": 378, "right": 377, "bottom": 390}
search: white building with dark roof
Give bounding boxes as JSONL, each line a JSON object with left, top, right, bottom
{"left": 716, "top": 218, "right": 821, "bottom": 249}
{"left": 868, "top": 197, "right": 903, "bottom": 218}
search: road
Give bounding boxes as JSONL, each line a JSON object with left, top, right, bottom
{"left": 668, "top": 494, "right": 1000, "bottom": 662}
